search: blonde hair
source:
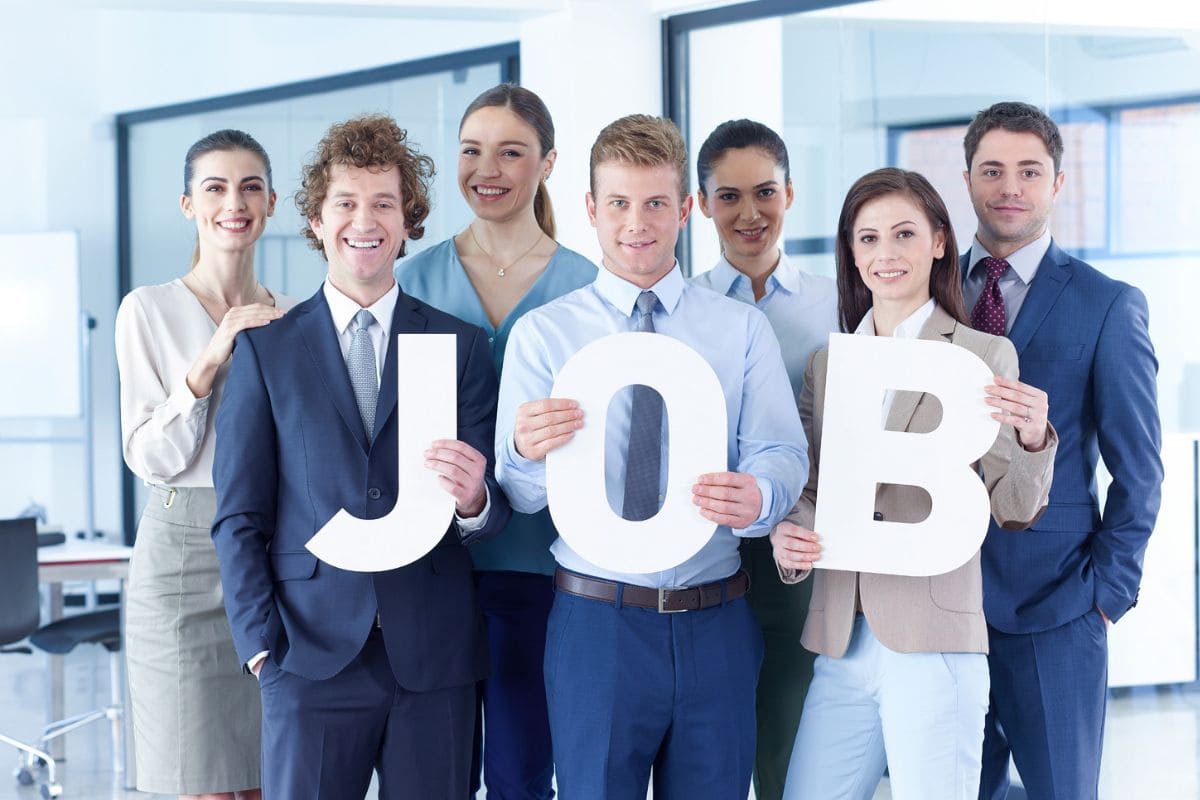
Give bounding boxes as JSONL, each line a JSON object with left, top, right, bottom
{"left": 589, "top": 114, "right": 689, "bottom": 201}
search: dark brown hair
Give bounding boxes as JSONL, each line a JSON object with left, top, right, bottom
{"left": 590, "top": 114, "right": 689, "bottom": 201}
{"left": 460, "top": 84, "right": 557, "bottom": 239}
{"left": 183, "top": 129, "right": 272, "bottom": 267}
{"left": 696, "top": 118, "right": 790, "bottom": 195}
{"left": 963, "top": 101, "right": 1064, "bottom": 173}
{"left": 295, "top": 114, "right": 434, "bottom": 259}
{"left": 835, "top": 168, "right": 968, "bottom": 333}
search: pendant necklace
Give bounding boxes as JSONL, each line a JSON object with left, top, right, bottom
{"left": 469, "top": 224, "right": 544, "bottom": 277}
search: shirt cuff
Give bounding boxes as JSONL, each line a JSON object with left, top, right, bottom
{"left": 247, "top": 650, "right": 268, "bottom": 674}
{"left": 169, "top": 373, "right": 210, "bottom": 417}
{"left": 454, "top": 487, "right": 491, "bottom": 534}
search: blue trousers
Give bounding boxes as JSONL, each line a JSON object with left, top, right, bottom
{"left": 978, "top": 609, "right": 1108, "bottom": 800}
{"left": 543, "top": 588, "right": 763, "bottom": 800}
{"left": 258, "top": 628, "right": 474, "bottom": 800}
{"left": 470, "top": 571, "right": 555, "bottom": 800}
{"left": 784, "top": 616, "right": 990, "bottom": 800}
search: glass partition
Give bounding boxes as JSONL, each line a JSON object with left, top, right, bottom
{"left": 116, "top": 44, "right": 517, "bottom": 533}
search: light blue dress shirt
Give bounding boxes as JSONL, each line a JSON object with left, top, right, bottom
{"left": 396, "top": 238, "right": 597, "bottom": 575}
{"left": 691, "top": 251, "right": 838, "bottom": 401}
{"left": 496, "top": 264, "right": 808, "bottom": 589}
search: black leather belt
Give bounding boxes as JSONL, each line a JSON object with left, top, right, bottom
{"left": 554, "top": 568, "right": 750, "bottom": 613}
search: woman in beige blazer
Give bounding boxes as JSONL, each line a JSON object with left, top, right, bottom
{"left": 770, "top": 168, "right": 1057, "bottom": 800}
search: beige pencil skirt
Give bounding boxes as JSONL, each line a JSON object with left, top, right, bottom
{"left": 125, "top": 485, "right": 261, "bottom": 794}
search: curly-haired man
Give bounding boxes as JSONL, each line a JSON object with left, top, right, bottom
{"left": 212, "top": 114, "right": 510, "bottom": 799}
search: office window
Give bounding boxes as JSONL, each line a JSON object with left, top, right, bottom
{"left": 665, "top": 0, "right": 1199, "bottom": 713}
{"left": 118, "top": 44, "right": 518, "bottom": 300}
{"left": 116, "top": 44, "right": 518, "bottom": 534}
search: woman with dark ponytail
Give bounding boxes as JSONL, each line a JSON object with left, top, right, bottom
{"left": 395, "top": 83, "right": 595, "bottom": 800}
{"left": 690, "top": 119, "right": 838, "bottom": 800}
{"left": 115, "top": 129, "right": 292, "bottom": 799}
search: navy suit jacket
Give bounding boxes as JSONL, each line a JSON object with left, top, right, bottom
{"left": 965, "top": 241, "right": 1162, "bottom": 634}
{"left": 212, "top": 285, "right": 510, "bottom": 689}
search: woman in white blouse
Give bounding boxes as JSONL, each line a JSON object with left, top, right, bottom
{"left": 770, "top": 168, "right": 1056, "bottom": 800}
{"left": 115, "top": 129, "right": 288, "bottom": 800}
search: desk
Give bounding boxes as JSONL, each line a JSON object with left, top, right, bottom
{"left": 38, "top": 539, "right": 134, "bottom": 788}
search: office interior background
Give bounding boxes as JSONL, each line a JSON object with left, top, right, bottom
{"left": 1, "top": 0, "right": 1197, "bottom": 797}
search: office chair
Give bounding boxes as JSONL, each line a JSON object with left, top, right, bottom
{"left": 0, "top": 517, "right": 125, "bottom": 798}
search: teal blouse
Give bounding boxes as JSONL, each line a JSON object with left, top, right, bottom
{"left": 396, "top": 237, "right": 597, "bottom": 575}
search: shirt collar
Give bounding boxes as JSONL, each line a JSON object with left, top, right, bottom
{"left": 323, "top": 279, "right": 398, "bottom": 335}
{"left": 594, "top": 262, "right": 685, "bottom": 317}
{"left": 711, "top": 250, "right": 798, "bottom": 296}
{"left": 855, "top": 297, "right": 937, "bottom": 339}
{"left": 967, "top": 229, "right": 1052, "bottom": 286}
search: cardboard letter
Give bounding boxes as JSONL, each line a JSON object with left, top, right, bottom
{"left": 814, "top": 333, "right": 1000, "bottom": 576}
{"left": 306, "top": 334, "right": 457, "bottom": 572}
{"left": 547, "top": 332, "right": 728, "bottom": 573}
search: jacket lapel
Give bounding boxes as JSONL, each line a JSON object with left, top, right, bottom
{"left": 296, "top": 289, "right": 371, "bottom": 453}
{"left": 1004, "top": 241, "right": 1072, "bottom": 355}
{"left": 371, "top": 290, "right": 428, "bottom": 445}
{"left": 884, "top": 305, "right": 957, "bottom": 433}
{"left": 961, "top": 242, "right": 1072, "bottom": 356}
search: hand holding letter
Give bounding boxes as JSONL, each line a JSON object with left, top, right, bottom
{"left": 985, "top": 375, "right": 1050, "bottom": 452}
{"left": 514, "top": 398, "right": 583, "bottom": 461}
{"left": 425, "top": 439, "right": 488, "bottom": 517}
{"left": 770, "top": 521, "right": 823, "bottom": 573}
{"left": 692, "top": 472, "right": 762, "bottom": 529}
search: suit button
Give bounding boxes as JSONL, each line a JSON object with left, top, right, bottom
{"left": 368, "top": 487, "right": 382, "bottom": 500}
{"left": 873, "top": 511, "right": 884, "bottom": 521}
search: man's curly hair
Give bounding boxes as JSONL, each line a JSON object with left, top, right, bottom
{"left": 295, "top": 114, "right": 435, "bottom": 259}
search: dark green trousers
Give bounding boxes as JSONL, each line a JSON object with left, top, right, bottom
{"left": 742, "top": 536, "right": 816, "bottom": 800}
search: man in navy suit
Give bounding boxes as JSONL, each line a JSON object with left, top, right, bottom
{"left": 960, "top": 102, "right": 1162, "bottom": 800}
{"left": 212, "top": 114, "right": 510, "bottom": 799}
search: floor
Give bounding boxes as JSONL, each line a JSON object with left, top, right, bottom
{"left": 2, "top": 643, "right": 1198, "bottom": 799}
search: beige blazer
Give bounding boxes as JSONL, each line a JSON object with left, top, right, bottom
{"left": 781, "top": 304, "right": 1057, "bottom": 657}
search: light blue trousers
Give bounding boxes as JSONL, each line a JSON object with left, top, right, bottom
{"left": 783, "top": 616, "right": 989, "bottom": 800}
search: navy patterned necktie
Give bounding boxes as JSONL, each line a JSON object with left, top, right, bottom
{"left": 971, "top": 256, "right": 1010, "bottom": 336}
{"left": 347, "top": 309, "right": 378, "bottom": 438}
{"left": 622, "top": 291, "right": 664, "bottom": 522}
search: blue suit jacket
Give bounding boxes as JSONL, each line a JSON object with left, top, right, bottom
{"left": 212, "top": 285, "right": 510, "bottom": 689}
{"left": 966, "top": 241, "right": 1162, "bottom": 633}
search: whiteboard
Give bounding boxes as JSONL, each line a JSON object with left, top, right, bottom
{"left": 0, "top": 232, "right": 82, "bottom": 417}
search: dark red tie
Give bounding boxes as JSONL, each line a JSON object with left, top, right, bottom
{"left": 971, "top": 256, "right": 1010, "bottom": 336}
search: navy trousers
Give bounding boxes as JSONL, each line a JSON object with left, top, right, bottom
{"left": 258, "top": 628, "right": 475, "bottom": 800}
{"left": 978, "top": 609, "right": 1108, "bottom": 800}
{"left": 470, "top": 571, "right": 556, "bottom": 800}
{"left": 544, "top": 587, "right": 763, "bottom": 800}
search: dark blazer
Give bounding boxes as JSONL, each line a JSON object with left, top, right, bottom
{"left": 211, "top": 285, "right": 510, "bottom": 689}
{"left": 965, "top": 241, "right": 1162, "bottom": 633}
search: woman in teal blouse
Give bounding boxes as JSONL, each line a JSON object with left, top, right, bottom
{"left": 395, "top": 83, "right": 595, "bottom": 800}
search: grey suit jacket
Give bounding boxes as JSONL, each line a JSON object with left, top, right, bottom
{"left": 781, "top": 304, "right": 1057, "bottom": 657}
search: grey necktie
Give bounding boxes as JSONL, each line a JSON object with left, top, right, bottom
{"left": 347, "top": 309, "right": 378, "bottom": 438}
{"left": 622, "top": 291, "right": 664, "bottom": 522}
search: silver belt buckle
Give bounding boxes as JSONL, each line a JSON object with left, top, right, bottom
{"left": 657, "top": 586, "right": 688, "bottom": 613}
{"left": 162, "top": 487, "right": 177, "bottom": 509}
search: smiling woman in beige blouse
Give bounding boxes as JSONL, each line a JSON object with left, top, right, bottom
{"left": 115, "top": 129, "right": 291, "bottom": 800}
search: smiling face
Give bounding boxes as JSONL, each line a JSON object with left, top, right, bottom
{"left": 698, "top": 147, "right": 793, "bottom": 268}
{"left": 851, "top": 192, "right": 946, "bottom": 314}
{"left": 181, "top": 148, "right": 275, "bottom": 254}
{"left": 964, "top": 128, "right": 1064, "bottom": 258}
{"left": 309, "top": 164, "right": 407, "bottom": 305}
{"left": 458, "top": 105, "right": 554, "bottom": 224}
{"left": 586, "top": 161, "right": 692, "bottom": 289}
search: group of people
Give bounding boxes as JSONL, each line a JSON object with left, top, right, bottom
{"left": 114, "top": 85, "right": 1162, "bottom": 800}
